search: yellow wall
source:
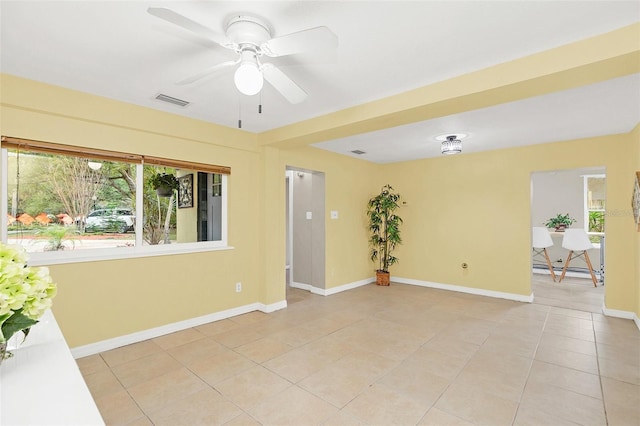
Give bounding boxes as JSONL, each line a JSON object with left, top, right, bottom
{"left": 1, "top": 75, "right": 266, "bottom": 347}
{"left": 380, "top": 134, "right": 638, "bottom": 309}
{"left": 632, "top": 124, "right": 640, "bottom": 319}
{"left": 2, "top": 20, "right": 639, "bottom": 348}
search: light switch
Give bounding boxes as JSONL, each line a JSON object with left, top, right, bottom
{"left": 331, "top": 210, "right": 339, "bottom": 219}
{"left": 306, "top": 211, "right": 312, "bottom": 220}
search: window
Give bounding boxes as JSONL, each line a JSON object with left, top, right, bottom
{"left": 583, "top": 174, "right": 605, "bottom": 240}
{"left": 2, "top": 137, "right": 230, "bottom": 264}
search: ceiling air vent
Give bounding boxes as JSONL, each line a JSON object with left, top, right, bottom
{"left": 350, "top": 150, "right": 366, "bottom": 155}
{"left": 154, "top": 93, "right": 190, "bottom": 107}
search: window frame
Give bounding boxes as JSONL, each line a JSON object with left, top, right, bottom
{"left": 582, "top": 173, "right": 605, "bottom": 248}
{"left": 1, "top": 140, "right": 231, "bottom": 266}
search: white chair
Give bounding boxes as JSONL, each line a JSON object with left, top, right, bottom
{"left": 532, "top": 227, "right": 556, "bottom": 281}
{"left": 559, "top": 228, "right": 598, "bottom": 287}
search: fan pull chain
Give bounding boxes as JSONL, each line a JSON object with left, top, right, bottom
{"left": 258, "top": 92, "right": 262, "bottom": 114}
{"left": 238, "top": 100, "right": 242, "bottom": 129}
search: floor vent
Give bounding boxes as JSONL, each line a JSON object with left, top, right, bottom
{"left": 154, "top": 93, "right": 190, "bottom": 107}
{"left": 350, "top": 150, "right": 366, "bottom": 155}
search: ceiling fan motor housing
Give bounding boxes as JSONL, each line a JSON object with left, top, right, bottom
{"left": 226, "top": 15, "right": 271, "bottom": 50}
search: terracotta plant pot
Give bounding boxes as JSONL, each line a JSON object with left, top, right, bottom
{"left": 376, "top": 270, "right": 390, "bottom": 286}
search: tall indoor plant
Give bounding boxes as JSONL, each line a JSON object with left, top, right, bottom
{"left": 367, "top": 184, "right": 403, "bottom": 286}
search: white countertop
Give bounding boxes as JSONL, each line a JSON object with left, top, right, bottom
{"left": 0, "top": 310, "right": 104, "bottom": 426}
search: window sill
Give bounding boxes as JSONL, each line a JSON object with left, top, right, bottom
{"left": 26, "top": 243, "right": 234, "bottom": 266}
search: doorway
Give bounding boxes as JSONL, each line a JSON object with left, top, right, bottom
{"left": 530, "top": 167, "right": 605, "bottom": 312}
{"left": 285, "top": 168, "right": 326, "bottom": 301}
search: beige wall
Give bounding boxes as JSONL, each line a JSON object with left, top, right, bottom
{"left": 632, "top": 124, "right": 640, "bottom": 319}
{"left": 1, "top": 75, "right": 265, "bottom": 347}
{"left": 2, "top": 30, "right": 639, "bottom": 349}
{"left": 379, "top": 134, "right": 637, "bottom": 309}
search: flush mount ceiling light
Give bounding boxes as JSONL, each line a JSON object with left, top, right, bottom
{"left": 436, "top": 133, "right": 467, "bottom": 155}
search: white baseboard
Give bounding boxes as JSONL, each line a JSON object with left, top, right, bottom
{"left": 601, "top": 304, "right": 640, "bottom": 331}
{"left": 291, "top": 278, "right": 374, "bottom": 296}
{"left": 393, "top": 277, "right": 534, "bottom": 303}
{"left": 71, "top": 300, "right": 287, "bottom": 359}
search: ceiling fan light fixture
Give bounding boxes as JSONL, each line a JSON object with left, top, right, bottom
{"left": 234, "top": 49, "right": 263, "bottom": 96}
{"left": 234, "top": 61, "right": 263, "bottom": 96}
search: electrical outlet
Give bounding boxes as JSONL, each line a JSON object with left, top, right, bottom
{"left": 235, "top": 282, "right": 242, "bottom": 292}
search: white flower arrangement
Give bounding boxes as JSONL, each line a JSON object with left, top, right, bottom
{"left": 0, "top": 243, "right": 57, "bottom": 344}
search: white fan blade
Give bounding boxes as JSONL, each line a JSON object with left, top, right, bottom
{"left": 262, "top": 26, "right": 337, "bottom": 57}
{"left": 262, "top": 63, "right": 307, "bottom": 104}
{"left": 147, "top": 7, "right": 229, "bottom": 47}
{"left": 176, "top": 59, "right": 239, "bottom": 85}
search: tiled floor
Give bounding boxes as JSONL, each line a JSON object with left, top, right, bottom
{"left": 77, "top": 283, "right": 640, "bottom": 426}
{"left": 532, "top": 273, "right": 604, "bottom": 313}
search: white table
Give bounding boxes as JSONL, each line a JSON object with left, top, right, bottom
{"left": 0, "top": 310, "right": 104, "bottom": 425}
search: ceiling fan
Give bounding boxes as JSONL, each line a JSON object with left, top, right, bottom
{"left": 147, "top": 7, "right": 338, "bottom": 104}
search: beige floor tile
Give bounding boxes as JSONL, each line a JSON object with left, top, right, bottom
{"left": 527, "top": 360, "right": 602, "bottom": 399}
{"left": 534, "top": 344, "right": 599, "bottom": 374}
{"left": 595, "top": 329, "right": 640, "bottom": 351}
{"left": 439, "top": 317, "right": 497, "bottom": 345}
{"left": 549, "top": 306, "right": 594, "bottom": 320}
{"left": 543, "top": 321, "right": 596, "bottom": 342}
{"left": 223, "top": 413, "right": 262, "bottom": 426}
{"left": 94, "top": 389, "right": 146, "bottom": 426}
{"left": 211, "top": 325, "right": 264, "bottom": 348}
{"left": 166, "top": 336, "right": 227, "bottom": 366}
{"left": 269, "top": 323, "right": 330, "bottom": 347}
{"left": 81, "top": 283, "right": 639, "bottom": 426}
{"left": 194, "top": 318, "right": 241, "bottom": 336}
{"left": 298, "top": 350, "right": 397, "bottom": 407}
{"left": 127, "top": 367, "right": 209, "bottom": 413}
{"left": 476, "top": 333, "right": 539, "bottom": 359}
{"left": 83, "top": 369, "right": 125, "bottom": 400}
{"left": 151, "top": 327, "right": 206, "bottom": 350}
{"left": 111, "top": 352, "right": 183, "bottom": 388}
{"left": 76, "top": 354, "right": 110, "bottom": 375}
{"left": 234, "top": 336, "right": 294, "bottom": 363}
{"left": 545, "top": 313, "right": 594, "bottom": 331}
{"left": 512, "top": 405, "right": 581, "bottom": 426}
{"left": 147, "top": 387, "right": 243, "bottom": 426}
{"left": 417, "top": 408, "right": 474, "bottom": 426}
{"left": 403, "top": 349, "right": 469, "bottom": 383}
{"left": 538, "top": 332, "right": 597, "bottom": 356}
{"left": 344, "top": 384, "right": 429, "bottom": 425}
{"left": 322, "top": 410, "right": 368, "bottom": 426}
{"left": 435, "top": 381, "right": 518, "bottom": 425}
{"left": 598, "top": 356, "right": 640, "bottom": 385}
{"left": 190, "top": 349, "right": 256, "bottom": 385}
{"left": 520, "top": 380, "right": 606, "bottom": 425}
{"left": 597, "top": 340, "right": 640, "bottom": 366}
{"left": 214, "top": 365, "right": 292, "bottom": 410}
{"left": 453, "top": 363, "right": 528, "bottom": 403}
{"left": 247, "top": 386, "right": 338, "bottom": 426}
{"left": 229, "top": 311, "right": 270, "bottom": 325}
{"left": 378, "top": 357, "right": 451, "bottom": 406}
{"left": 263, "top": 345, "right": 343, "bottom": 383}
{"left": 101, "top": 340, "right": 164, "bottom": 368}
{"left": 601, "top": 376, "right": 640, "bottom": 410}
{"left": 125, "top": 416, "right": 153, "bottom": 426}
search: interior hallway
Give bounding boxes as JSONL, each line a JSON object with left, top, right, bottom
{"left": 77, "top": 283, "right": 639, "bottom": 425}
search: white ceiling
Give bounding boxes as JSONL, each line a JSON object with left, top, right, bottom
{"left": 1, "top": 1, "right": 639, "bottom": 163}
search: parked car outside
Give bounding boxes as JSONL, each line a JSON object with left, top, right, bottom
{"left": 85, "top": 208, "right": 135, "bottom": 233}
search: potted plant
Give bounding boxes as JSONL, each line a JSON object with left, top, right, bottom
{"left": 544, "top": 213, "right": 576, "bottom": 232}
{"left": 367, "top": 184, "right": 403, "bottom": 286}
{"left": 149, "top": 173, "right": 178, "bottom": 197}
